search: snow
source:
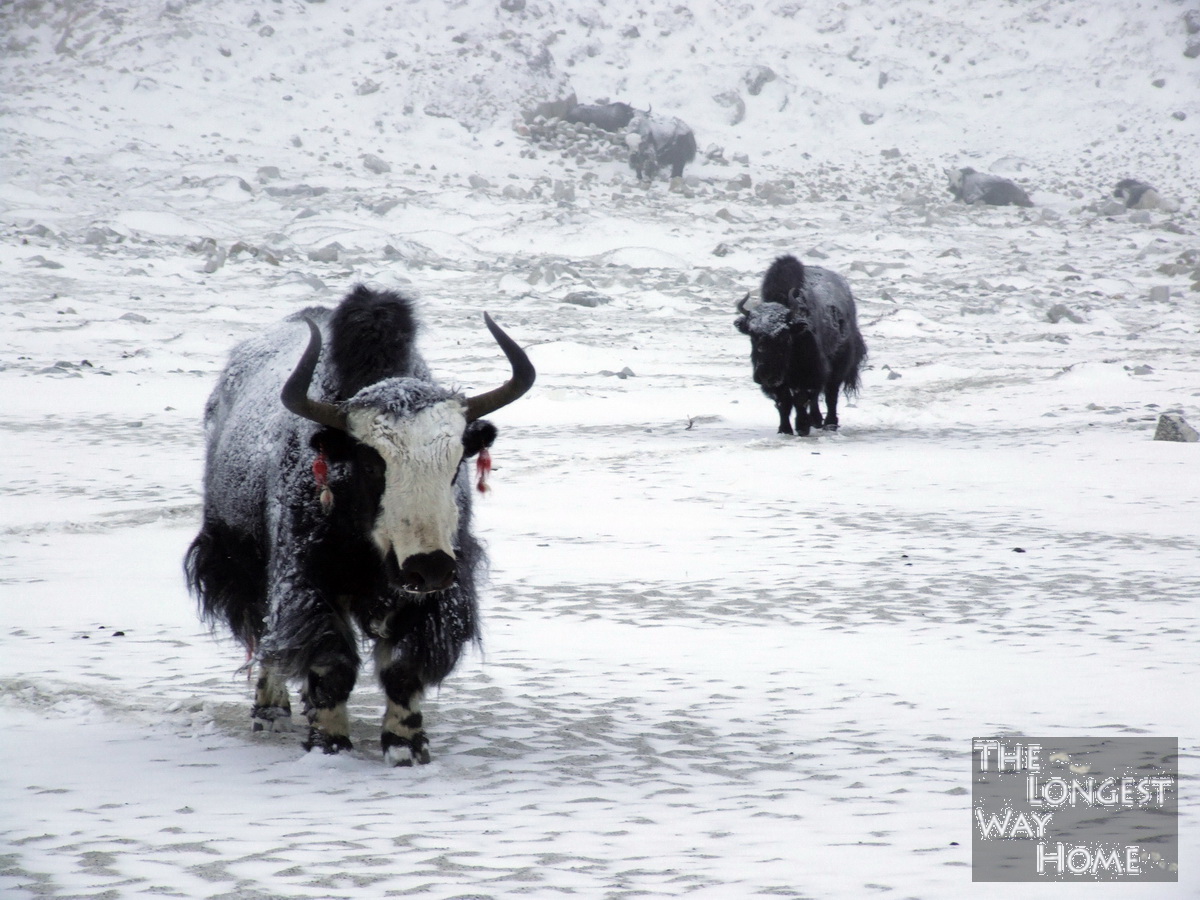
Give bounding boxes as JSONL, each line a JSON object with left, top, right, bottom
{"left": 2, "top": 0, "right": 1198, "bottom": 896}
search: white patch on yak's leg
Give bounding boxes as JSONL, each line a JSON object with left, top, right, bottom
{"left": 381, "top": 691, "right": 429, "bottom": 767}
{"left": 303, "top": 702, "right": 352, "bottom": 754}
{"left": 251, "top": 665, "right": 293, "bottom": 733}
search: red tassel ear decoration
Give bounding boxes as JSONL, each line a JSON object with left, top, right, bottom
{"left": 313, "top": 450, "right": 334, "bottom": 513}
{"left": 475, "top": 447, "right": 492, "bottom": 493}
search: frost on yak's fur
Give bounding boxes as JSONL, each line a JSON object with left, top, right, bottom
{"left": 625, "top": 111, "right": 697, "bottom": 181}
{"left": 945, "top": 166, "right": 1033, "bottom": 207}
{"left": 735, "top": 256, "right": 867, "bottom": 436}
{"left": 185, "top": 286, "right": 533, "bottom": 765}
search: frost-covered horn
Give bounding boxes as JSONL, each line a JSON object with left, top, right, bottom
{"left": 465, "top": 313, "right": 536, "bottom": 423}
{"left": 281, "top": 318, "right": 349, "bottom": 432}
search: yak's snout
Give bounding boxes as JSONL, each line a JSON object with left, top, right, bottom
{"left": 399, "top": 549, "right": 457, "bottom": 594}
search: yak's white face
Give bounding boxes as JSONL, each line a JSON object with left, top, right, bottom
{"left": 346, "top": 399, "right": 466, "bottom": 587}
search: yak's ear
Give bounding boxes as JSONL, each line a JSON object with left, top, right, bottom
{"left": 462, "top": 419, "right": 497, "bottom": 458}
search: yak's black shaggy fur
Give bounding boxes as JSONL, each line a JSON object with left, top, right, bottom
{"left": 565, "top": 101, "right": 636, "bottom": 132}
{"left": 185, "top": 287, "right": 525, "bottom": 764}
{"left": 735, "top": 256, "right": 867, "bottom": 435}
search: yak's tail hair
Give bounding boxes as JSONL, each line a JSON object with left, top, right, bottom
{"left": 185, "top": 521, "right": 267, "bottom": 652}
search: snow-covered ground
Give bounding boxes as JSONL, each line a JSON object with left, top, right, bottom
{"left": 2, "top": 0, "right": 1198, "bottom": 896}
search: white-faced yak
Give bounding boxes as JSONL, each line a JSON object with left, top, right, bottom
{"left": 626, "top": 111, "right": 697, "bottom": 181}
{"left": 945, "top": 166, "right": 1033, "bottom": 207}
{"left": 735, "top": 255, "right": 867, "bottom": 436}
{"left": 185, "top": 286, "right": 535, "bottom": 765}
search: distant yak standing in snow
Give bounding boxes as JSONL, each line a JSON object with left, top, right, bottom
{"left": 735, "top": 255, "right": 867, "bottom": 436}
{"left": 945, "top": 167, "right": 1033, "bottom": 207}
{"left": 564, "top": 101, "right": 636, "bottom": 132}
{"left": 626, "top": 111, "right": 697, "bottom": 181}
{"left": 185, "top": 286, "right": 535, "bottom": 765}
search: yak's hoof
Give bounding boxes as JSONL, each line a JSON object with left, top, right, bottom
{"left": 382, "top": 732, "right": 431, "bottom": 767}
{"left": 824, "top": 422, "right": 839, "bottom": 432}
{"left": 303, "top": 727, "right": 353, "bottom": 755}
{"left": 251, "top": 705, "right": 293, "bottom": 733}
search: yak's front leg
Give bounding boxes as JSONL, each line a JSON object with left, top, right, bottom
{"left": 790, "top": 389, "right": 815, "bottom": 436}
{"left": 251, "top": 663, "right": 293, "bottom": 732}
{"left": 770, "top": 389, "right": 795, "bottom": 435}
{"left": 377, "top": 649, "right": 430, "bottom": 766}
{"left": 802, "top": 389, "right": 824, "bottom": 432}
{"left": 300, "top": 661, "right": 356, "bottom": 754}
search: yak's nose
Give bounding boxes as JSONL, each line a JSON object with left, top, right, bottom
{"left": 399, "top": 550, "right": 457, "bottom": 593}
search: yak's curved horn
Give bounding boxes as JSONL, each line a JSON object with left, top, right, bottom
{"left": 736, "top": 293, "right": 751, "bottom": 315}
{"left": 465, "top": 313, "right": 536, "bottom": 423}
{"left": 281, "top": 318, "right": 348, "bottom": 431}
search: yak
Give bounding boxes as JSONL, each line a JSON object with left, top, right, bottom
{"left": 185, "top": 286, "right": 535, "bottom": 765}
{"left": 945, "top": 166, "right": 1033, "bottom": 207}
{"left": 735, "top": 255, "right": 866, "bottom": 436}
{"left": 565, "top": 101, "right": 636, "bottom": 132}
{"left": 626, "top": 111, "right": 697, "bottom": 181}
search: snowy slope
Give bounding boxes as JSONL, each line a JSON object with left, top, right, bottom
{"left": 2, "top": 0, "right": 1198, "bottom": 897}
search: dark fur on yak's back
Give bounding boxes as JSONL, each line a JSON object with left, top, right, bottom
{"left": 735, "top": 255, "right": 867, "bottom": 436}
{"left": 184, "top": 285, "right": 527, "bottom": 765}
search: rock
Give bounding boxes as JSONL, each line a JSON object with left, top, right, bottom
{"left": 860, "top": 112, "right": 881, "bottom": 125}
{"left": 1149, "top": 286, "right": 1172, "bottom": 302}
{"left": 743, "top": 65, "right": 776, "bottom": 96}
{"left": 308, "top": 243, "right": 343, "bottom": 263}
{"left": 468, "top": 174, "right": 491, "bottom": 189}
{"left": 553, "top": 180, "right": 575, "bottom": 202}
{"left": 371, "top": 198, "right": 403, "bottom": 215}
{"left": 361, "top": 154, "right": 391, "bottom": 174}
{"left": 1153, "top": 413, "right": 1199, "bottom": 442}
{"left": 1185, "top": 38, "right": 1200, "bottom": 59}
{"left": 120, "top": 312, "right": 151, "bottom": 324}
{"left": 563, "top": 291, "right": 612, "bottom": 308}
{"left": 713, "top": 242, "right": 732, "bottom": 257}
{"left": 713, "top": 90, "right": 746, "bottom": 126}
{"left": 881, "top": 147, "right": 902, "bottom": 159}
{"left": 355, "top": 79, "right": 381, "bottom": 96}
{"left": 500, "top": 0, "right": 526, "bottom": 11}
{"left": 1129, "top": 209, "right": 1153, "bottom": 224}
{"left": 1099, "top": 198, "right": 1126, "bottom": 216}
{"left": 203, "top": 247, "right": 227, "bottom": 273}
{"left": 1046, "top": 303, "right": 1084, "bottom": 324}
{"left": 257, "top": 166, "right": 282, "bottom": 182}
{"left": 726, "top": 173, "right": 752, "bottom": 190}
{"left": 1186, "top": 10, "right": 1200, "bottom": 34}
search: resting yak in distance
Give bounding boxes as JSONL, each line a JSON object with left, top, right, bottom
{"left": 185, "top": 286, "right": 535, "bottom": 765}
{"left": 945, "top": 166, "right": 1033, "bottom": 207}
{"left": 735, "top": 255, "right": 866, "bottom": 436}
